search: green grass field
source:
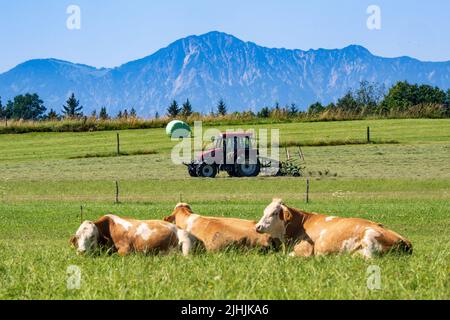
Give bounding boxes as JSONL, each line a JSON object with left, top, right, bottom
{"left": 0, "top": 119, "right": 449, "bottom": 299}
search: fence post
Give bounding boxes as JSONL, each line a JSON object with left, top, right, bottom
{"left": 116, "top": 133, "right": 120, "bottom": 156}
{"left": 367, "top": 126, "right": 371, "bottom": 143}
{"left": 115, "top": 181, "right": 119, "bottom": 204}
{"left": 297, "top": 146, "right": 305, "bottom": 161}
{"left": 80, "top": 205, "right": 84, "bottom": 224}
{"left": 305, "top": 178, "right": 310, "bottom": 203}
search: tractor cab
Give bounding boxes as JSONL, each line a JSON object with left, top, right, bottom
{"left": 188, "top": 132, "right": 261, "bottom": 178}
{"left": 213, "top": 133, "right": 255, "bottom": 150}
{"left": 199, "top": 132, "right": 257, "bottom": 162}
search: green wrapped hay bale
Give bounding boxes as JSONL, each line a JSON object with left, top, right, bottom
{"left": 165, "top": 120, "right": 191, "bottom": 138}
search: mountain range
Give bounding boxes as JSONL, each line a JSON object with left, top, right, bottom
{"left": 1, "top": 31, "right": 449, "bottom": 116}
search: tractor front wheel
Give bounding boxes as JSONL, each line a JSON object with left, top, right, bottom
{"left": 196, "top": 163, "right": 218, "bottom": 178}
{"left": 188, "top": 164, "right": 198, "bottom": 177}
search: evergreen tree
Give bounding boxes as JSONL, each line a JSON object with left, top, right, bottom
{"left": 167, "top": 100, "right": 180, "bottom": 117}
{"left": 123, "top": 109, "right": 129, "bottom": 119}
{"left": 181, "top": 99, "right": 193, "bottom": 117}
{"left": 99, "top": 107, "right": 109, "bottom": 120}
{"left": 308, "top": 102, "right": 325, "bottom": 114}
{"left": 130, "top": 107, "right": 137, "bottom": 118}
{"left": 257, "top": 107, "right": 271, "bottom": 118}
{"left": 155, "top": 112, "right": 160, "bottom": 119}
{"left": 336, "top": 91, "right": 359, "bottom": 111}
{"left": 325, "top": 102, "right": 336, "bottom": 110}
{"left": 117, "top": 110, "right": 123, "bottom": 119}
{"left": 271, "top": 102, "right": 282, "bottom": 118}
{"left": 288, "top": 103, "right": 298, "bottom": 116}
{"left": 47, "top": 109, "right": 59, "bottom": 120}
{"left": 62, "top": 93, "right": 83, "bottom": 118}
{"left": 0, "top": 96, "right": 4, "bottom": 118}
{"left": 217, "top": 99, "right": 227, "bottom": 116}
{"left": 91, "top": 110, "right": 97, "bottom": 119}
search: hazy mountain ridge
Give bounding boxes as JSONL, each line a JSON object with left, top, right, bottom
{"left": 1, "top": 31, "right": 449, "bottom": 116}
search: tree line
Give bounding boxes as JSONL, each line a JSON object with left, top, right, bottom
{"left": 1, "top": 81, "right": 449, "bottom": 121}
{"left": 168, "top": 81, "right": 449, "bottom": 119}
{"left": 302, "top": 81, "right": 450, "bottom": 117}
{"left": 0, "top": 93, "right": 138, "bottom": 121}
{"left": 166, "top": 98, "right": 227, "bottom": 118}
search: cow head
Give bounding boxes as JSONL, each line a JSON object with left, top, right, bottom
{"left": 70, "top": 221, "right": 100, "bottom": 255}
{"left": 255, "top": 199, "right": 292, "bottom": 240}
{"left": 164, "top": 203, "right": 192, "bottom": 224}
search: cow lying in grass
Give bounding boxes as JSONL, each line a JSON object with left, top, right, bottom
{"left": 70, "top": 214, "right": 196, "bottom": 256}
{"left": 255, "top": 199, "right": 413, "bottom": 259}
{"left": 164, "top": 203, "right": 280, "bottom": 252}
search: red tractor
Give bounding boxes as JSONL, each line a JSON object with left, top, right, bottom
{"left": 186, "top": 132, "right": 269, "bottom": 178}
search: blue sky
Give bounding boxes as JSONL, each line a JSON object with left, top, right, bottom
{"left": 0, "top": 0, "right": 449, "bottom": 73}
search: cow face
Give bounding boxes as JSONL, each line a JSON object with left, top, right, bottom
{"left": 72, "top": 221, "right": 99, "bottom": 254}
{"left": 164, "top": 203, "right": 192, "bottom": 224}
{"left": 256, "top": 199, "right": 291, "bottom": 240}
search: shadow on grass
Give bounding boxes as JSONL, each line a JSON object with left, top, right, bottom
{"left": 69, "top": 149, "right": 157, "bottom": 159}
{"left": 280, "top": 139, "right": 399, "bottom": 147}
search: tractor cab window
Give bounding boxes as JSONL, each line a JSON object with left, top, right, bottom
{"left": 238, "top": 136, "right": 252, "bottom": 149}
{"left": 221, "top": 135, "right": 255, "bottom": 150}
{"left": 245, "top": 136, "right": 252, "bottom": 149}
{"left": 214, "top": 137, "right": 223, "bottom": 149}
{"left": 224, "top": 137, "right": 235, "bottom": 149}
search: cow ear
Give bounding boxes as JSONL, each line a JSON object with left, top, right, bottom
{"left": 69, "top": 236, "right": 77, "bottom": 247}
{"left": 283, "top": 208, "right": 293, "bottom": 222}
{"left": 164, "top": 215, "right": 175, "bottom": 223}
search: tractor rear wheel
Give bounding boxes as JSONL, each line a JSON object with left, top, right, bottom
{"left": 236, "top": 162, "right": 261, "bottom": 177}
{"left": 196, "top": 163, "right": 218, "bottom": 178}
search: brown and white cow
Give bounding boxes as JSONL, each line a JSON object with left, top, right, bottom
{"left": 70, "top": 214, "right": 196, "bottom": 256}
{"left": 163, "top": 203, "right": 279, "bottom": 252}
{"left": 255, "top": 199, "right": 412, "bottom": 259}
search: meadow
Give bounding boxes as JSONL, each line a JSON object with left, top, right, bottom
{"left": 0, "top": 119, "right": 449, "bottom": 299}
